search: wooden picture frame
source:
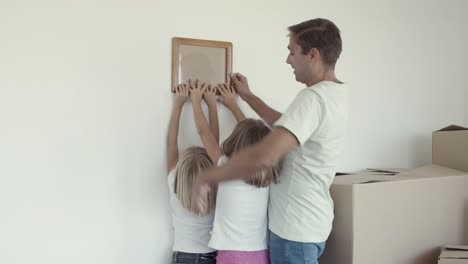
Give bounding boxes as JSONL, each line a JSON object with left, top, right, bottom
{"left": 171, "top": 37, "right": 232, "bottom": 92}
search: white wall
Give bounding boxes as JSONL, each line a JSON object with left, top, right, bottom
{"left": 1, "top": 0, "right": 467, "bottom": 263}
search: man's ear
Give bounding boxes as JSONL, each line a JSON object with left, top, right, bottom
{"left": 309, "top": 48, "right": 320, "bottom": 62}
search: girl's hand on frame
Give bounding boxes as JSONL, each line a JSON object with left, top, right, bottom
{"left": 217, "top": 82, "right": 237, "bottom": 109}
{"left": 203, "top": 84, "right": 217, "bottom": 107}
{"left": 189, "top": 79, "right": 206, "bottom": 104}
{"left": 174, "top": 84, "right": 189, "bottom": 107}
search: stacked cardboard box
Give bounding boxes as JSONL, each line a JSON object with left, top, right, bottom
{"left": 433, "top": 125, "right": 468, "bottom": 172}
{"left": 320, "top": 125, "right": 468, "bottom": 264}
{"left": 439, "top": 246, "right": 468, "bottom": 264}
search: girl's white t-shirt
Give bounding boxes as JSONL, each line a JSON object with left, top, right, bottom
{"left": 168, "top": 170, "right": 215, "bottom": 253}
{"left": 208, "top": 156, "right": 269, "bottom": 251}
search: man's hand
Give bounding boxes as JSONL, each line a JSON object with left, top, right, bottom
{"left": 230, "top": 72, "right": 252, "bottom": 99}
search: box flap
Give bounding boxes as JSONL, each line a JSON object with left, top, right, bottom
{"left": 446, "top": 246, "right": 468, "bottom": 251}
{"left": 335, "top": 168, "right": 400, "bottom": 178}
{"left": 332, "top": 174, "right": 398, "bottom": 185}
{"left": 432, "top": 127, "right": 468, "bottom": 172}
{"left": 332, "top": 165, "right": 468, "bottom": 185}
{"left": 399, "top": 164, "right": 468, "bottom": 178}
{"left": 435, "top": 125, "right": 468, "bottom": 132}
{"left": 440, "top": 246, "right": 468, "bottom": 259}
{"left": 333, "top": 167, "right": 403, "bottom": 184}
{"left": 366, "top": 168, "right": 409, "bottom": 174}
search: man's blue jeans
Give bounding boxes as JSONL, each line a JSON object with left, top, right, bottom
{"left": 269, "top": 230, "right": 326, "bottom": 264}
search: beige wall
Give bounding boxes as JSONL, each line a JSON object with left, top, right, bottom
{"left": 466, "top": 84, "right": 468, "bottom": 126}
{"left": 1, "top": 0, "right": 467, "bottom": 263}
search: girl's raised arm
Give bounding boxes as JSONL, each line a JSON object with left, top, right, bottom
{"left": 203, "top": 84, "right": 219, "bottom": 143}
{"left": 190, "top": 80, "right": 222, "bottom": 165}
{"left": 218, "top": 83, "right": 246, "bottom": 123}
{"left": 166, "top": 84, "right": 189, "bottom": 173}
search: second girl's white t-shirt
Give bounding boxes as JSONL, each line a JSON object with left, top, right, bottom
{"left": 208, "top": 155, "right": 269, "bottom": 251}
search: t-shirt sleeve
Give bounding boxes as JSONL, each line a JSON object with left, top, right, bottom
{"left": 274, "top": 89, "right": 322, "bottom": 145}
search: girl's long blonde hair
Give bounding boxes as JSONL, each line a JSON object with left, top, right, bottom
{"left": 174, "top": 146, "right": 216, "bottom": 216}
{"left": 222, "top": 119, "right": 280, "bottom": 188}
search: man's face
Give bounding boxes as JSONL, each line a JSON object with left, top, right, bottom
{"left": 286, "top": 37, "right": 311, "bottom": 84}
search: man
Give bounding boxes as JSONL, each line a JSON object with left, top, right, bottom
{"left": 195, "top": 18, "right": 347, "bottom": 263}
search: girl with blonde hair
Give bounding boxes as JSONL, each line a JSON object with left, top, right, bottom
{"left": 166, "top": 84, "right": 218, "bottom": 264}
{"left": 190, "top": 80, "right": 279, "bottom": 264}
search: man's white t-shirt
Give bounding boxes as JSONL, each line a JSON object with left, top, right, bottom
{"left": 168, "top": 170, "right": 215, "bottom": 253}
{"left": 208, "top": 156, "right": 269, "bottom": 251}
{"left": 270, "top": 81, "right": 348, "bottom": 243}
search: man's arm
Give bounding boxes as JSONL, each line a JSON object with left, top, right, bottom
{"left": 193, "top": 126, "right": 298, "bottom": 214}
{"left": 230, "top": 73, "right": 281, "bottom": 126}
{"left": 200, "top": 126, "right": 298, "bottom": 184}
{"left": 242, "top": 93, "right": 282, "bottom": 126}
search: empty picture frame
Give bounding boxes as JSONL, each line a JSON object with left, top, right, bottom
{"left": 171, "top": 37, "right": 232, "bottom": 92}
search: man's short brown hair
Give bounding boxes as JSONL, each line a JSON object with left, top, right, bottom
{"left": 288, "top": 18, "right": 342, "bottom": 67}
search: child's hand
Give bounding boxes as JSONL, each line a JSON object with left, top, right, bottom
{"left": 189, "top": 79, "right": 206, "bottom": 104}
{"left": 203, "top": 84, "right": 217, "bottom": 107}
{"left": 174, "top": 83, "right": 189, "bottom": 107}
{"left": 217, "top": 82, "right": 237, "bottom": 110}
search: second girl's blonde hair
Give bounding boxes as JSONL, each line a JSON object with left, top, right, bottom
{"left": 174, "top": 146, "right": 216, "bottom": 216}
{"left": 222, "top": 119, "right": 280, "bottom": 188}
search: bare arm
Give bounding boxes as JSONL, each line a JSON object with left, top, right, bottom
{"left": 242, "top": 93, "right": 281, "bottom": 126}
{"left": 218, "top": 83, "right": 246, "bottom": 123}
{"left": 204, "top": 84, "right": 220, "bottom": 143}
{"left": 166, "top": 84, "right": 189, "bottom": 173}
{"left": 230, "top": 73, "right": 281, "bottom": 126}
{"left": 193, "top": 127, "right": 299, "bottom": 213}
{"left": 203, "top": 127, "right": 297, "bottom": 183}
{"left": 189, "top": 80, "right": 222, "bottom": 165}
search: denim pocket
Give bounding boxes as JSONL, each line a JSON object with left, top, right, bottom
{"left": 302, "top": 242, "right": 325, "bottom": 264}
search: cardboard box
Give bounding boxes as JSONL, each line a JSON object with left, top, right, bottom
{"left": 439, "top": 246, "right": 468, "bottom": 264}
{"left": 433, "top": 125, "right": 468, "bottom": 172}
{"left": 320, "top": 165, "right": 468, "bottom": 264}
